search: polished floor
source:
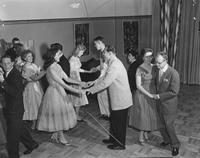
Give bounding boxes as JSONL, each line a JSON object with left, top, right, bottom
{"left": 0, "top": 84, "right": 200, "bottom": 158}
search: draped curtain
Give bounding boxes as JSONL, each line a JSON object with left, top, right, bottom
{"left": 152, "top": 0, "right": 200, "bottom": 84}
{"left": 160, "top": 0, "right": 182, "bottom": 67}
{"left": 151, "top": 0, "right": 161, "bottom": 53}
{"left": 176, "top": 0, "right": 200, "bottom": 84}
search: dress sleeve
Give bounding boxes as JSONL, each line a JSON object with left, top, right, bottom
{"left": 136, "top": 67, "right": 141, "bottom": 77}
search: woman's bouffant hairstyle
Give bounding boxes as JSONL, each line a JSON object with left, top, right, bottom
{"left": 140, "top": 48, "right": 153, "bottom": 58}
{"left": 43, "top": 48, "right": 58, "bottom": 70}
{"left": 72, "top": 44, "right": 86, "bottom": 57}
{"left": 21, "top": 50, "right": 35, "bottom": 62}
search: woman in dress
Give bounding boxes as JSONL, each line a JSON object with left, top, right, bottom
{"left": 21, "top": 50, "right": 44, "bottom": 128}
{"left": 69, "top": 44, "right": 91, "bottom": 121}
{"left": 37, "top": 48, "right": 85, "bottom": 145}
{"left": 129, "top": 48, "right": 160, "bottom": 144}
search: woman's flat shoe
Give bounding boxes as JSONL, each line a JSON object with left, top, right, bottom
{"left": 59, "top": 139, "right": 71, "bottom": 146}
{"left": 144, "top": 136, "right": 149, "bottom": 141}
{"left": 49, "top": 138, "right": 59, "bottom": 144}
{"left": 138, "top": 138, "right": 145, "bottom": 145}
{"left": 144, "top": 133, "right": 149, "bottom": 140}
{"left": 60, "top": 142, "right": 70, "bottom": 146}
{"left": 50, "top": 134, "right": 59, "bottom": 144}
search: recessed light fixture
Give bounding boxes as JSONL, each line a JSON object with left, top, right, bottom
{"left": 70, "top": 2, "right": 80, "bottom": 9}
{"left": 2, "top": 4, "right": 6, "bottom": 8}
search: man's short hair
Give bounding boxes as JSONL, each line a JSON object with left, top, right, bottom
{"left": 94, "top": 36, "right": 104, "bottom": 42}
{"left": 50, "top": 43, "right": 63, "bottom": 51}
{"left": 104, "top": 45, "right": 116, "bottom": 55}
{"left": 12, "top": 37, "right": 20, "bottom": 44}
{"left": 5, "top": 48, "right": 17, "bottom": 61}
{"left": 157, "top": 51, "right": 168, "bottom": 61}
{"left": 1, "top": 54, "right": 15, "bottom": 62}
{"left": 128, "top": 50, "right": 138, "bottom": 58}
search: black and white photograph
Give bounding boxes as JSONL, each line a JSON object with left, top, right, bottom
{"left": 0, "top": 0, "right": 199, "bottom": 158}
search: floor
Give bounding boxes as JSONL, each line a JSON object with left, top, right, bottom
{"left": 0, "top": 84, "right": 200, "bottom": 158}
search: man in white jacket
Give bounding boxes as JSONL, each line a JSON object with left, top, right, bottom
{"left": 86, "top": 45, "right": 133, "bottom": 150}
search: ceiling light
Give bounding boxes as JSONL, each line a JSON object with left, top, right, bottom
{"left": 2, "top": 4, "right": 6, "bottom": 8}
{"left": 70, "top": 2, "right": 80, "bottom": 9}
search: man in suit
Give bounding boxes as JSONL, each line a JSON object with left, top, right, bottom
{"left": 6, "top": 37, "right": 22, "bottom": 62}
{"left": 127, "top": 49, "right": 142, "bottom": 93}
{"left": 154, "top": 51, "right": 180, "bottom": 156}
{"left": 0, "top": 54, "right": 38, "bottom": 158}
{"left": 86, "top": 45, "right": 133, "bottom": 150}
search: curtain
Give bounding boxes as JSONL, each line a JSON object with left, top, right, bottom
{"left": 160, "top": 0, "right": 182, "bottom": 66}
{"left": 176, "top": 0, "right": 200, "bottom": 84}
{"left": 151, "top": 0, "right": 161, "bottom": 53}
{"left": 152, "top": 0, "right": 200, "bottom": 84}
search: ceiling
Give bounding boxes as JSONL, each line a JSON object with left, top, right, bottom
{"left": 0, "top": 0, "right": 152, "bottom": 21}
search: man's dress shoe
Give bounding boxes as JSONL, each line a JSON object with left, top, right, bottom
{"left": 172, "top": 147, "right": 179, "bottom": 156}
{"left": 160, "top": 142, "right": 170, "bottom": 147}
{"left": 107, "top": 144, "right": 125, "bottom": 150}
{"left": 99, "top": 115, "right": 110, "bottom": 121}
{"left": 23, "top": 143, "right": 39, "bottom": 155}
{"left": 102, "top": 139, "right": 113, "bottom": 144}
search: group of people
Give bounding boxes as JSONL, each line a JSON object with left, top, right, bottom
{"left": 0, "top": 36, "right": 181, "bottom": 158}
{"left": 0, "top": 38, "right": 90, "bottom": 158}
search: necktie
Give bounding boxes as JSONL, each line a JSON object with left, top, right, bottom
{"left": 159, "top": 69, "right": 163, "bottom": 81}
{"left": 6, "top": 72, "right": 9, "bottom": 77}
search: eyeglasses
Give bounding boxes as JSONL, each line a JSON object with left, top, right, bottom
{"left": 144, "top": 55, "right": 153, "bottom": 59}
{"left": 156, "top": 60, "right": 166, "bottom": 65}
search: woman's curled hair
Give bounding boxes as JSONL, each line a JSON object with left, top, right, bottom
{"left": 43, "top": 48, "right": 57, "bottom": 70}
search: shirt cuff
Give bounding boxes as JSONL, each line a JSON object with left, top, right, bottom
{"left": 1, "top": 81, "right": 6, "bottom": 89}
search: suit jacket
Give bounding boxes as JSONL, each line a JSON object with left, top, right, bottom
{"left": 0, "top": 67, "right": 24, "bottom": 114}
{"left": 58, "top": 55, "right": 70, "bottom": 76}
{"left": 90, "top": 56, "right": 133, "bottom": 111}
{"left": 128, "top": 60, "right": 142, "bottom": 92}
{"left": 156, "top": 66, "right": 180, "bottom": 114}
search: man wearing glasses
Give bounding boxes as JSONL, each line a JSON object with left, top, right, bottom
{"left": 154, "top": 51, "right": 180, "bottom": 156}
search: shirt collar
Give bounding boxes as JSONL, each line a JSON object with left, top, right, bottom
{"left": 161, "top": 64, "right": 168, "bottom": 72}
{"left": 6, "top": 67, "right": 13, "bottom": 77}
{"left": 107, "top": 55, "right": 116, "bottom": 65}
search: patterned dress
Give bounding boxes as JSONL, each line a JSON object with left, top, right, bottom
{"left": 37, "top": 63, "right": 77, "bottom": 132}
{"left": 22, "top": 63, "right": 43, "bottom": 120}
{"left": 129, "top": 65, "right": 161, "bottom": 131}
{"left": 69, "top": 56, "right": 88, "bottom": 106}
